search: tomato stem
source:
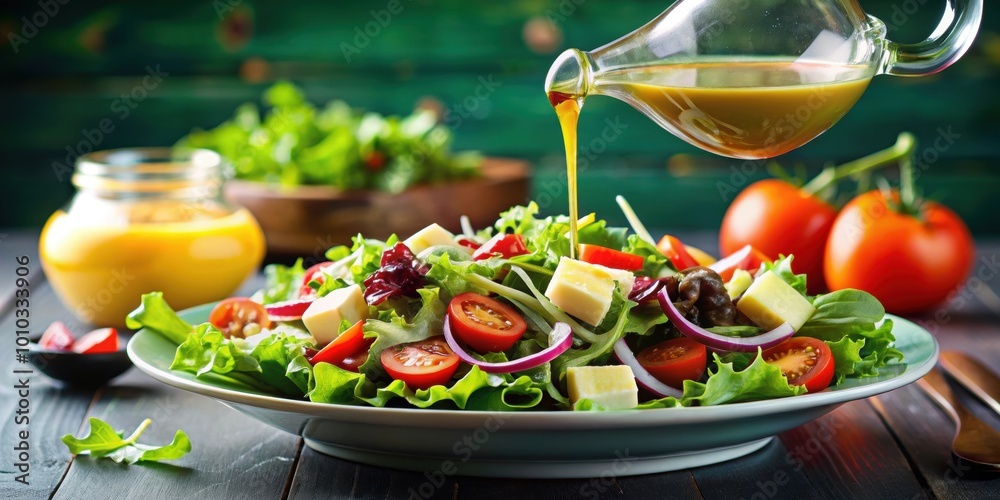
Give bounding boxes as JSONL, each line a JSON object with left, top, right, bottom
{"left": 801, "top": 133, "right": 917, "bottom": 199}
{"left": 896, "top": 138, "right": 922, "bottom": 217}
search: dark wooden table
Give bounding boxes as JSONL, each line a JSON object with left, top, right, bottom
{"left": 2, "top": 230, "right": 999, "bottom": 500}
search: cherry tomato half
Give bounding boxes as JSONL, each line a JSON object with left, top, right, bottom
{"left": 636, "top": 338, "right": 708, "bottom": 388}
{"left": 579, "top": 244, "right": 644, "bottom": 271}
{"left": 299, "top": 261, "right": 333, "bottom": 298}
{"left": 40, "top": 321, "right": 74, "bottom": 351}
{"left": 380, "top": 336, "right": 460, "bottom": 389}
{"left": 309, "top": 320, "right": 366, "bottom": 366}
{"left": 656, "top": 235, "right": 700, "bottom": 271}
{"left": 472, "top": 233, "right": 529, "bottom": 260}
{"left": 824, "top": 190, "right": 973, "bottom": 314}
{"left": 209, "top": 298, "right": 273, "bottom": 338}
{"left": 761, "top": 337, "right": 834, "bottom": 393}
{"left": 447, "top": 293, "right": 528, "bottom": 352}
{"left": 72, "top": 328, "right": 119, "bottom": 354}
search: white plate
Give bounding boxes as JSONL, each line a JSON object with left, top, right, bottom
{"left": 128, "top": 307, "right": 937, "bottom": 478}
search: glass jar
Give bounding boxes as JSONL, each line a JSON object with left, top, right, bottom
{"left": 39, "top": 148, "right": 266, "bottom": 327}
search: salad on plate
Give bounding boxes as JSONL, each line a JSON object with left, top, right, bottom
{"left": 127, "top": 201, "right": 903, "bottom": 411}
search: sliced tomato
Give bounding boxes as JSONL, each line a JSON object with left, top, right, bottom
{"left": 685, "top": 245, "right": 717, "bottom": 266}
{"left": 299, "top": 261, "right": 333, "bottom": 298}
{"left": 336, "top": 339, "right": 373, "bottom": 372}
{"left": 656, "top": 235, "right": 700, "bottom": 271}
{"left": 72, "top": 328, "right": 119, "bottom": 354}
{"left": 472, "top": 233, "right": 529, "bottom": 261}
{"left": 309, "top": 321, "right": 365, "bottom": 366}
{"left": 762, "top": 337, "right": 834, "bottom": 393}
{"left": 447, "top": 293, "right": 527, "bottom": 352}
{"left": 209, "top": 298, "right": 273, "bottom": 338}
{"left": 579, "top": 244, "right": 644, "bottom": 271}
{"left": 40, "top": 321, "right": 74, "bottom": 351}
{"left": 455, "top": 236, "right": 482, "bottom": 251}
{"left": 709, "top": 244, "right": 772, "bottom": 281}
{"left": 380, "top": 336, "right": 460, "bottom": 389}
{"left": 636, "top": 338, "right": 708, "bottom": 388}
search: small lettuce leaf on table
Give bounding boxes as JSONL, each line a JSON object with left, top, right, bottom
{"left": 62, "top": 417, "right": 191, "bottom": 465}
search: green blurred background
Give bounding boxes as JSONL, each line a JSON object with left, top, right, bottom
{"left": 1, "top": 0, "right": 997, "bottom": 233}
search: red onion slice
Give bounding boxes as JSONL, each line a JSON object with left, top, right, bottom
{"left": 612, "top": 339, "right": 683, "bottom": 399}
{"left": 656, "top": 287, "right": 794, "bottom": 352}
{"left": 443, "top": 317, "right": 572, "bottom": 374}
{"left": 265, "top": 299, "right": 314, "bottom": 321}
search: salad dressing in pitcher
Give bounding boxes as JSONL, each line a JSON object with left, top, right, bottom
{"left": 599, "top": 60, "right": 872, "bottom": 158}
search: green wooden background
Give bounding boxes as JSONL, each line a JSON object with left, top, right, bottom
{"left": 2, "top": 0, "right": 998, "bottom": 234}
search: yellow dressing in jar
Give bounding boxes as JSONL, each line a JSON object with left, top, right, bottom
{"left": 39, "top": 149, "right": 265, "bottom": 327}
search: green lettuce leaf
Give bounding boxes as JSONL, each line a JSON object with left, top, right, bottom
{"left": 799, "top": 289, "right": 903, "bottom": 381}
{"left": 357, "top": 287, "right": 446, "bottom": 380}
{"left": 760, "top": 255, "right": 807, "bottom": 295}
{"left": 62, "top": 417, "right": 191, "bottom": 464}
{"left": 125, "top": 292, "right": 193, "bottom": 345}
{"left": 170, "top": 323, "right": 313, "bottom": 397}
{"left": 681, "top": 351, "right": 807, "bottom": 405}
{"left": 261, "top": 259, "right": 306, "bottom": 304}
{"left": 310, "top": 363, "right": 544, "bottom": 410}
{"left": 621, "top": 234, "right": 674, "bottom": 278}
{"left": 424, "top": 251, "right": 504, "bottom": 300}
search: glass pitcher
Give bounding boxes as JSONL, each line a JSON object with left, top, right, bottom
{"left": 545, "top": 0, "right": 982, "bottom": 159}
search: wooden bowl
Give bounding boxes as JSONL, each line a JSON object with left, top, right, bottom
{"left": 224, "top": 158, "right": 531, "bottom": 258}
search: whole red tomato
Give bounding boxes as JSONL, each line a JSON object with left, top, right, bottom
{"left": 720, "top": 179, "right": 837, "bottom": 294}
{"left": 824, "top": 190, "right": 973, "bottom": 314}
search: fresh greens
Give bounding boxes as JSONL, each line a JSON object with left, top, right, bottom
{"left": 681, "top": 352, "right": 808, "bottom": 405}
{"left": 62, "top": 418, "right": 191, "bottom": 464}
{"left": 177, "top": 81, "right": 481, "bottom": 192}
{"left": 764, "top": 256, "right": 904, "bottom": 383}
{"left": 128, "top": 204, "right": 905, "bottom": 412}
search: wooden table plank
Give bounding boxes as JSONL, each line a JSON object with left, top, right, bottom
{"left": 0, "top": 230, "right": 42, "bottom": 314}
{"left": 690, "top": 402, "right": 925, "bottom": 500}
{"left": 869, "top": 313, "right": 1000, "bottom": 500}
{"left": 454, "top": 472, "right": 702, "bottom": 500}
{"left": 52, "top": 368, "right": 303, "bottom": 500}
{"left": 0, "top": 282, "right": 100, "bottom": 500}
{"left": 288, "top": 448, "right": 458, "bottom": 500}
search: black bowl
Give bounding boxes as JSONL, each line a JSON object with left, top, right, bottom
{"left": 27, "top": 331, "right": 134, "bottom": 387}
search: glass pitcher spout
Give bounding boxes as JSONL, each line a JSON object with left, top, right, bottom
{"left": 544, "top": 49, "right": 596, "bottom": 102}
{"left": 545, "top": 0, "right": 982, "bottom": 159}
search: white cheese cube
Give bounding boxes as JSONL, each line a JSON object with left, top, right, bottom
{"left": 301, "top": 284, "right": 369, "bottom": 345}
{"left": 737, "top": 271, "right": 816, "bottom": 331}
{"left": 545, "top": 257, "right": 634, "bottom": 326}
{"left": 567, "top": 365, "right": 639, "bottom": 410}
{"left": 403, "top": 223, "right": 461, "bottom": 254}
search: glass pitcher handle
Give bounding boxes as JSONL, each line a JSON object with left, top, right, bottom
{"left": 882, "top": 0, "right": 982, "bottom": 76}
